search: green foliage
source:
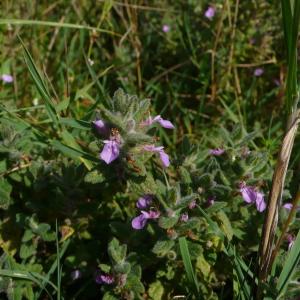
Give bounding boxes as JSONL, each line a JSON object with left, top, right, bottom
{"left": 0, "top": 1, "right": 299, "bottom": 299}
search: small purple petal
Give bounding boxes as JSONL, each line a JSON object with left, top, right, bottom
{"left": 188, "top": 200, "right": 196, "bottom": 209}
{"left": 287, "top": 234, "right": 295, "bottom": 250}
{"left": 255, "top": 192, "right": 266, "bottom": 212}
{"left": 136, "top": 195, "right": 153, "bottom": 209}
{"left": 1, "top": 74, "right": 13, "bottom": 83}
{"left": 132, "top": 214, "right": 148, "bottom": 230}
{"left": 162, "top": 25, "right": 170, "bottom": 33}
{"left": 100, "top": 274, "right": 114, "bottom": 284}
{"left": 180, "top": 213, "right": 189, "bottom": 222}
{"left": 95, "top": 272, "right": 114, "bottom": 285}
{"left": 283, "top": 203, "right": 293, "bottom": 210}
{"left": 254, "top": 68, "right": 264, "bottom": 77}
{"left": 70, "top": 270, "right": 81, "bottom": 281}
{"left": 159, "top": 150, "right": 170, "bottom": 167}
{"left": 240, "top": 186, "right": 257, "bottom": 204}
{"left": 145, "top": 210, "right": 160, "bottom": 219}
{"left": 141, "top": 115, "right": 174, "bottom": 129}
{"left": 158, "top": 119, "right": 175, "bottom": 129}
{"left": 206, "top": 196, "right": 215, "bottom": 207}
{"left": 209, "top": 148, "right": 225, "bottom": 156}
{"left": 144, "top": 144, "right": 170, "bottom": 167}
{"left": 93, "top": 119, "right": 109, "bottom": 136}
{"left": 100, "top": 140, "right": 120, "bottom": 164}
{"left": 205, "top": 7, "right": 215, "bottom": 20}
{"left": 274, "top": 79, "right": 281, "bottom": 86}
{"left": 240, "top": 185, "right": 266, "bottom": 212}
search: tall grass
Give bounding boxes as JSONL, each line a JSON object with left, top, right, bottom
{"left": 256, "top": 0, "right": 300, "bottom": 298}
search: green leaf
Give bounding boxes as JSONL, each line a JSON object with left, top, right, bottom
{"left": 84, "top": 170, "right": 105, "bottom": 184}
{"left": 114, "top": 262, "right": 131, "bottom": 274}
{"left": 103, "top": 292, "right": 119, "bottom": 300}
{"left": 215, "top": 211, "right": 233, "bottom": 241}
{"left": 197, "top": 206, "right": 225, "bottom": 241}
{"left": 60, "top": 118, "right": 91, "bottom": 130}
{"left": 51, "top": 140, "right": 98, "bottom": 163}
{"left": 125, "top": 132, "right": 153, "bottom": 145}
{"left": 0, "top": 179, "right": 12, "bottom": 209}
{"left": 108, "top": 238, "right": 127, "bottom": 264}
{"left": 99, "top": 264, "right": 111, "bottom": 273}
{"left": 125, "top": 275, "right": 145, "bottom": 294}
{"left": 158, "top": 216, "right": 179, "bottom": 229}
{"left": 148, "top": 281, "right": 164, "bottom": 300}
{"left": 152, "top": 240, "right": 175, "bottom": 257}
{"left": 60, "top": 130, "right": 93, "bottom": 170}
{"left": 196, "top": 254, "right": 210, "bottom": 279}
{"left": 20, "top": 243, "right": 36, "bottom": 259}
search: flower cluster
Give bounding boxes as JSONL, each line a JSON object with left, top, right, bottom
{"left": 209, "top": 148, "right": 225, "bottom": 156}
{"left": 95, "top": 272, "right": 115, "bottom": 285}
{"left": 93, "top": 107, "right": 174, "bottom": 168}
{"left": 240, "top": 183, "right": 266, "bottom": 212}
{"left": 132, "top": 195, "right": 160, "bottom": 230}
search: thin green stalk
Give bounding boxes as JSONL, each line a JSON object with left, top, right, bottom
{"left": 0, "top": 19, "right": 121, "bottom": 36}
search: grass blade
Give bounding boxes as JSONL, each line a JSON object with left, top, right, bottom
{"left": 0, "top": 19, "right": 120, "bottom": 36}
{"left": 0, "top": 269, "right": 56, "bottom": 299}
{"left": 35, "top": 239, "right": 70, "bottom": 299}
{"left": 228, "top": 246, "right": 251, "bottom": 300}
{"left": 178, "top": 237, "right": 200, "bottom": 296}
{"left": 19, "top": 37, "right": 59, "bottom": 125}
{"left": 276, "top": 230, "right": 300, "bottom": 297}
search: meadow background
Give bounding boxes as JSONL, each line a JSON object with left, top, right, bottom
{"left": 0, "top": 1, "right": 299, "bottom": 299}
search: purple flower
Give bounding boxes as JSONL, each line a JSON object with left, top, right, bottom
{"left": 209, "top": 148, "right": 225, "bottom": 156}
{"left": 93, "top": 119, "right": 109, "bottom": 136}
{"left": 141, "top": 115, "right": 174, "bottom": 129}
{"left": 132, "top": 214, "right": 148, "bottom": 230}
{"left": 254, "top": 68, "right": 264, "bottom": 77}
{"left": 136, "top": 194, "right": 153, "bottom": 209}
{"left": 132, "top": 210, "right": 160, "bottom": 230}
{"left": 286, "top": 234, "right": 295, "bottom": 250}
{"left": 240, "top": 184, "right": 266, "bottom": 212}
{"left": 189, "top": 200, "right": 196, "bottom": 209}
{"left": 162, "top": 25, "right": 170, "bottom": 33}
{"left": 283, "top": 203, "right": 293, "bottom": 210}
{"left": 143, "top": 145, "right": 170, "bottom": 167}
{"left": 205, "top": 6, "right": 216, "bottom": 20}
{"left": 70, "top": 270, "right": 82, "bottom": 281}
{"left": 206, "top": 196, "right": 215, "bottom": 207}
{"left": 180, "top": 213, "right": 189, "bottom": 222}
{"left": 274, "top": 79, "right": 281, "bottom": 86}
{"left": 100, "top": 140, "right": 120, "bottom": 164}
{"left": 95, "top": 273, "right": 114, "bottom": 285}
{"left": 1, "top": 74, "right": 13, "bottom": 83}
